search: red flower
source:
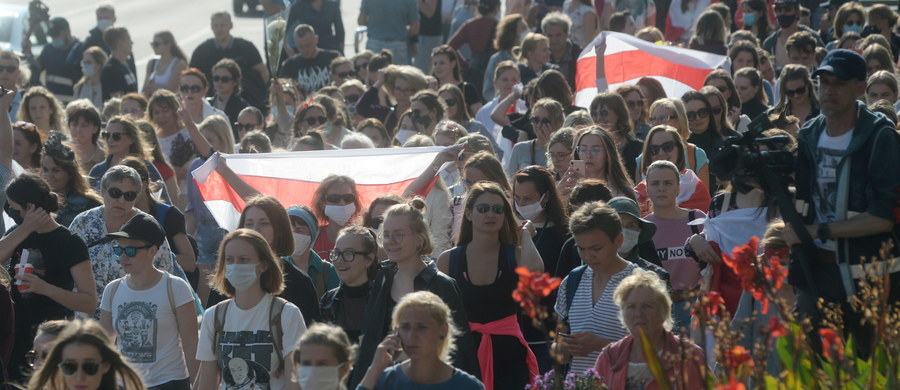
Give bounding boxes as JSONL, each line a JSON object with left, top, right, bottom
{"left": 715, "top": 379, "right": 748, "bottom": 390}
{"left": 724, "top": 345, "right": 754, "bottom": 369}
{"left": 819, "top": 328, "right": 844, "bottom": 360}
{"left": 693, "top": 291, "right": 726, "bottom": 318}
{"left": 722, "top": 236, "right": 788, "bottom": 315}
{"left": 512, "top": 267, "right": 561, "bottom": 320}
{"left": 767, "top": 316, "right": 787, "bottom": 338}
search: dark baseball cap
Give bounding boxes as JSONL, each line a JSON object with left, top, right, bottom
{"left": 48, "top": 17, "right": 69, "bottom": 37}
{"left": 607, "top": 197, "right": 657, "bottom": 244}
{"left": 774, "top": 0, "right": 798, "bottom": 3}
{"left": 813, "top": 49, "right": 867, "bottom": 82}
{"left": 106, "top": 213, "right": 166, "bottom": 248}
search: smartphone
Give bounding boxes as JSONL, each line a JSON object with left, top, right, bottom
{"left": 570, "top": 160, "right": 586, "bottom": 175}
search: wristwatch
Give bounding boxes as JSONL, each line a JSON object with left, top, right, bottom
{"left": 817, "top": 223, "right": 832, "bottom": 241}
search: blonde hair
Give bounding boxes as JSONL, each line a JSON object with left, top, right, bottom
{"left": 199, "top": 114, "right": 236, "bottom": 154}
{"left": 383, "top": 65, "right": 427, "bottom": 99}
{"left": 648, "top": 98, "right": 690, "bottom": 140}
{"left": 383, "top": 201, "right": 433, "bottom": 256}
{"left": 19, "top": 86, "right": 67, "bottom": 135}
{"left": 614, "top": 268, "right": 674, "bottom": 331}
{"left": 516, "top": 32, "right": 549, "bottom": 65}
{"left": 213, "top": 229, "right": 285, "bottom": 297}
{"left": 391, "top": 291, "right": 459, "bottom": 362}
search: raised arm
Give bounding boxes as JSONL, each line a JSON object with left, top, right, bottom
{"left": 0, "top": 87, "right": 14, "bottom": 169}
{"left": 403, "top": 143, "right": 465, "bottom": 197}
{"left": 490, "top": 88, "right": 520, "bottom": 126}
{"left": 178, "top": 100, "right": 214, "bottom": 158}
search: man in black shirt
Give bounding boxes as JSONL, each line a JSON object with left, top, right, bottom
{"left": 38, "top": 17, "right": 85, "bottom": 104}
{"left": 84, "top": 4, "right": 137, "bottom": 76}
{"left": 190, "top": 11, "right": 269, "bottom": 111}
{"left": 100, "top": 27, "right": 138, "bottom": 101}
{"left": 278, "top": 24, "right": 341, "bottom": 94}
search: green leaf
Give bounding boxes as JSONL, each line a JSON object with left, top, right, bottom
{"left": 638, "top": 328, "right": 672, "bottom": 390}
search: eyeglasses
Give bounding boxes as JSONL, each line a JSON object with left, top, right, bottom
{"left": 709, "top": 106, "right": 723, "bottom": 116}
{"left": 325, "top": 193, "right": 355, "bottom": 204}
{"left": 344, "top": 94, "right": 360, "bottom": 104}
{"left": 59, "top": 361, "right": 102, "bottom": 376}
{"left": 113, "top": 244, "right": 153, "bottom": 259}
{"left": 785, "top": 86, "right": 806, "bottom": 97}
{"left": 329, "top": 249, "right": 368, "bottom": 262}
{"left": 107, "top": 187, "right": 138, "bottom": 201}
{"left": 180, "top": 85, "right": 203, "bottom": 93}
{"left": 626, "top": 100, "right": 644, "bottom": 110}
{"left": 381, "top": 230, "right": 407, "bottom": 243}
{"left": 0, "top": 65, "right": 18, "bottom": 73}
{"left": 212, "top": 75, "right": 233, "bottom": 83}
{"left": 591, "top": 109, "right": 611, "bottom": 120}
{"left": 443, "top": 98, "right": 457, "bottom": 107}
{"left": 305, "top": 116, "right": 327, "bottom": 126}
{"left": 648, "top": 141, "right": 676, "bottom": 156}
{"left": 530, "top": 116, "right": 551, "bottom": 126}
{"left": 150, "top": 41, "right": 163, "bottom": 48}
{"left": 474, "top": 203, "right": 505, "bottom": 214}
{"left": 686, "top": 108, "right": 709, "bottom": 121}
{"left": 649, "top": 115, "right": 674, "bottom": 124}
{"left": 336, "top": 71, "right": 355, "bottom": 78}
{"left": 577, "top": 145, "right": 604, "bottom": 155}
{"left": 101, "top": 131, "right": 125, "bottom": 141}
{"left": 233, "top": 122, "right": 256, "bottom": 133}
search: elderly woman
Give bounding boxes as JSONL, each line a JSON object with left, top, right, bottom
{"left": 69, "top": 165, "right": 178, "bottom": 317}
{"left": 593, "top": 269, "right": 706, "bottom": 389}
{"left": 356, "top": 65, "right": 427, "bottom": 132}
{"left": 65, "top": 100, "right": 106, "bottom": 172}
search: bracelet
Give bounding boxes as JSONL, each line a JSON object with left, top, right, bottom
{"left": 817, "top": 223, "right": 831, "bottom": 241}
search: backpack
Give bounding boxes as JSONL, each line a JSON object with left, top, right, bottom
{"left": 211, "top": 296, "right": 288, "bottom": 377}
{"left": 562, "top": 265, "right": 588, "bottom": 324}
{"left": 108, "top": 272, "right": 180, "bottom": 331}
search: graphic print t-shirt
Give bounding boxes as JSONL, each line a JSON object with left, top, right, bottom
{"left": 278, "top": 50, "right": 340, "bottom": 94}
{"left": 813, "top": 128, "right": 853, "bottom": 251}
{"left": 197, "top": 294, "right": 306, "bottom": 390}
{"left": 100, "top": 273, "right": 194, "bottom": 386}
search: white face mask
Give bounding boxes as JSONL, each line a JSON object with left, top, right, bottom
{"left": 297, "top": 365, "right": 342, "bottom": 390}
{"left": 292, "top": 233, "right": 311, "bottom": 255}
{"left": 618, "top": 229, "right": 640, "bottom": 255}
{"left": 97, "top": 18, "right": 114, "bottom": 30}
{"left": 324, "top": 203, "right": 356, "bottom": 226}
{"left": 225, "top": 264, "right": 258, "bottom": 291}
{"left": 81, "top": 62, "right": 95, "bottom": 77}
{"left": 395, "top": 128, "right": 417, "bottom": 144}
{"left": 515, "top": 194, "right": 545, "bottom": 221}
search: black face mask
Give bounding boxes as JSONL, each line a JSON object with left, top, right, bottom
{"left": 4, "top": 202, "right": 24, "bottom": 226}
{"left": 777, "top": 14, "right": 797, "bottom": 28}
{"left": 411, "top": 112, "right": 431, "bottom": 127}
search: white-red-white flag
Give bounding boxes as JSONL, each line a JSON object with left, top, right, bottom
{"left": 192, "top": 147, "right": 443, "bottom": 230}
{"left": 574, "top": 31, "right": 730, "bottom": 108}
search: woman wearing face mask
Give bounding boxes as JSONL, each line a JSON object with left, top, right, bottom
{"left": 505, "top": 98, "right": 562, "bottom": 178}
{"left": 513, "top": 166, "right": 568, "bottom": 276}
{"left": 643, "top": 160, "right": 706, "bottom": 332}
{"left": 605, "top": 197, "right": 668, "bottom": 283}
{"left": 739, "top": 0, "right": 772, "bottom": 44}
{"left": 320, "top": 226, "right": 380, "bottom": 343}
{"left": 349, "top": 201, "right": 481, "bottom": 389}
{"left": 359, "top": 291, "right": 485, "bottom": 390}
{"left": 196, "top": 229, "right": 306, "bottom": 390}
{"left": 292, "top": 323, "right": 354, "bottom": 390}
{"left": 408, "top": 90, "right": 447, "bottom": 140}
{"left": 312, "top": 175, "right": 362, "bottom": 257}
{"left": 827, "top": 2, "right": 865, "bottom": 50}
{"left": 74, "top": 47, "right": 107, "bottom": 109}
{"left": 634, "top": 126, "right": 711, "bottom": 217}
{"left": 287, "top": 205, "right": 339, "bottom": 300}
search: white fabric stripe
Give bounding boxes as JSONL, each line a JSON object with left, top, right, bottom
{"left": 202, "top": 200, "right": 242, "bottom": 231}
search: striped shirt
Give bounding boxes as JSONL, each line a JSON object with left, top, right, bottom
{"left": 554, "top": 263, "right": 636, "bottom": 376}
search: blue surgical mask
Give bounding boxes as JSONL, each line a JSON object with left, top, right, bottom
{"left": 225, "top": 264, "right": 259, "bottom": 291}
{"left": 743, "top": 13, "right": 757, "bottom": 27}
{"left": 81, "top": 62, "right": 95, "bottom": 77}
{"left": 286, "top": 106, "right": 295, "bottom": 116}
{"left": 97, "top": 18, "right": 114, "bottom": 30}
{"left": 50, "top": 38, "right": 66, "bottom": 49}
{"left": 843, "top": 23, "right": 863, "bottom": 35}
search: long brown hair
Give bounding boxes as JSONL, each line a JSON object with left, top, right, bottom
{"left": 573, "top": 127, "right": 636, "bottom": 199}
{"left": 514, "top": 165, "right": 569, "bottom": 236}
{"left": 239, "top": 195, "right": 295, "bottom": 257}
{"left": 590, "top": 92, "right": 633, "bottom": 136}
{"left": 639, "top": 125, "right": 686, "bottom": 176}
{"left": 463, "top": 151, "right": 511, "bottom": 193}
{"left": 213, "top": 229, "right": 286, "bottom": 297}
{"left": 458, "top": 182, "right": 519, "bottom": 246}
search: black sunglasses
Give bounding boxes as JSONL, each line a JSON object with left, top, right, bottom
{"left": 107, "top": 187, "right": 138, "bottom": 201}
{"left": 305, "top": 116, "right": 327, "bottom": 126}
{"left": 329, "top": 249, "right": 368, "bottom": 263}
{"left": 474, "top": 203, "right": 505, "bottom": 214}
{"left": 113, "top": 244, "right": 153, "bottom": 259}
{"left": 709, "top": 106, "right": 723, "bottom": 116}
{"left": 59, "top": 361, "right": 102, "bottom": 376}
{"left": 785, "top": 86, "right": 806, "bottom": 97}
{"left": 626, "top": 100, "right": 644, "bottom": 109}
{"left": 443, "top": 98, "right": 457, "bottom": 107}
{"left": 530, "top": 117, "right": 551, "bottom": 126}
{"left": 180, "top": 85, "right": 203, "bottom": 93}
{"left": 648, "top": 141, "right": 676, "bottom": 156}
{"left": 336, "top": 71, "right": 355, "bottom": 78}
{"left": 0, "top": 65, "right": 18, "bottom": 73}
{"left": 233, "top": 122, "right": 256, "bottom": 132}
{"left": 212, "top": 75, "right": 233, "bottom": 83}
{"left": 150, "top": 41, "right": 163, "bottom": 48}
{"left": 325, "top": 194, "right": 355, "bottom": 204}
{"left": 344, "top": 94, "right": 360, "bottom": 104}
{"left": 686, "top": 108, "right": 709, "bottom": 121}
{"left": 101, "top": 131, "right": 125, "bottom": 141}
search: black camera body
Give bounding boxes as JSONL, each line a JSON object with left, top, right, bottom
{"left": 710, "top": 113, "right": 795, "bottom": 192}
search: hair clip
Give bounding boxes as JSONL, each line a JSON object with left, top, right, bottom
{"left": 43, "top": 131, "right": 75, "bottom": 161}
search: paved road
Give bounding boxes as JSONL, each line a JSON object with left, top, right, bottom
{"left": 6, "top": 0, "right": 364, "bottom": 85}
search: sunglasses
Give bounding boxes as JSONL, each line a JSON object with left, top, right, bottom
{"left": 713, "top": 85, "right": 728, "bottom": 94}
{"left": 591, "top": 109, "right": 611, "bottom": 120}
{"left": 648, "top": 141, "right": 676, "bottom": 156}
{"left": 785, "top": 86, "right": 806, "bottom": 97}
{"left": 212, "top": 75, "right": 233, "bottom": 83}
{"left": 344, "top": 94, "right": 360, "bottom": 104}
{"left": 0, "top": 65, "right": 18, "bottom": 73}
{"left": 233, "top": 123, "right": 257, "bottom": 133}
{"left": 329, "top": 249, "right": 368, "bottom": 263}
{"left": 686, "top": 108, "right": 709, "bottom": 121}
{"left": 101, "top": 131, "right": 125, "bottom": 141}
{"left": 113, "top": 244, "right": 153, "bottom": 259}
{"left": 336, "top": 71, "right": 355, "bottom": 78}
{"left": 443, "top": 98, "right": 457, "bottom": 107}
{"left": 530, "top": 116, "right": 551, "bottom": 126}
{"left": 180, "top": 85, "right": 203, "bottom": 93}
{"left": 107, "top": 187, "right": 138, "bottom": 201}
{"left": 626, "top": 100, "right": 644, "bottom": 109}
{"left": 150, "top": 41, "right": 163, "bottom": 48}
{"left": 325, "top": 193, "right": 355, "bottom": 204}
{"left": 649, "top": 115, "right": 674, "bottom": 123}
{"left": 709, "top": 106, "right": 724, "bottom": 116}
{"left": 474, "top": 203, "right": 505, "bottom": 214}
{"left": 304, "top": 116, "right": 327, "bottom": 126}
{"left": 59, "top": 361, "right": 102, "bottom": 376}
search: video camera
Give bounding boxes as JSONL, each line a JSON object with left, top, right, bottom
{"left": 709, "top": 112, "right": 795, "bottom": 193}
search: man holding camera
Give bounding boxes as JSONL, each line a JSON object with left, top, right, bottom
{"left": 786, "top": 49, "right": 900, "bottom": 357}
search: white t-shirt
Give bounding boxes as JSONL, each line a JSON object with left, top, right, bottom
{"left": 99, "top": 273, "right": 194, "bottom": 386}
{"left": 197, "top": 294, "right": 306, "bottom": 390}
{"left": 814, "top": 128, "right": 853, "bottom": 251}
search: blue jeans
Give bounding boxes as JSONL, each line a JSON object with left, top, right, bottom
{"left": 368, "top": 38, "right": 410, "bottom": 65}
{"left": 672, "top": 298, "right": 693, "bottom": 335}
{"left": 413, "top": 35, "right": 443, "bottom": 73}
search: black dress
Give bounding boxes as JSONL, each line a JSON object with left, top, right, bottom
{"left": 448, "top": 244, "right": 531, "bottom": 390}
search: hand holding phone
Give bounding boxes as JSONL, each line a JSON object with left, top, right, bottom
{"left": 570, "top": 160, "right": 586, "bottom": 176}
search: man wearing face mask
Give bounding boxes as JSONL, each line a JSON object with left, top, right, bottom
{"left": 607, "top": 197, "right": 669, "bottom": 286}
{"left": 762, "top": 0, "right": 824, "bottom": 72}
{"left": 37, "top": 17, "right": 85, "bottom": 104}
{"left": 287, "top": 206, "right": 340, "bottom": 301}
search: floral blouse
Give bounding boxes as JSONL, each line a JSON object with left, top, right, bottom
{"left": 69, "top": 206, "right": 176, "bottom": 310}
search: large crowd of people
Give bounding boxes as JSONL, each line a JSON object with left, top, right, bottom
{"left": 2, "top": 0, "right": 900, "bottom": 389}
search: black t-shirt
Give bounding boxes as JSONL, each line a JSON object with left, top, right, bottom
{"left": 38, "top": 40, "right": 85, "bottom": 101}
{"left": 278, "top": 50, "right": 341, "bottom": 94}
{"left": 281, "top": 258, "right": 324, "bottom": 326}
{"left": 190, "top": 37, "right": 267, "bottom": 111}
{"left": 419, "top": 0, "right": 442, "bottom": 36}
{"left": 100, "top": 56, "right": 138, "bottom": 101}
{"left": 459, "top": 81, "right": 484, "bottom": 107}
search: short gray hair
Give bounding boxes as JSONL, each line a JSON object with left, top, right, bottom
{"left": 100, "top": 165, "right": 142, "bottom": 192}
{"left": 340, "top": 132, "right": 375, "bottom": 149}
{"left": 614, "top": 268, "right": 674, "bottom": 331}
{"left": 541, "top": 12, "right": 572, "bottom": 35}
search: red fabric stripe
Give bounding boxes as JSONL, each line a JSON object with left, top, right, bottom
{"left": 574, "top": 56, "right": 597, "bottom": 93}
{"left": 604, "top": 49, "right": 713, "bottom": 90}
{"left": 197, "top": 170, "right": 247, "bottom": 212}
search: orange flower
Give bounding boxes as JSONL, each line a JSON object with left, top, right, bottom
{"left": 715, "top": 378, "right": 748, "bottom": 390}
{"left": 512, "top": 267, "right": 561, "bottom": 320}
{"left": 819, "top": 328, "right": 844, "bottom": 360}
{"left": 693, "top": 291, "right": 726, "bottom": 318}
{"left": 724, "top": 345, "right": 754, "bottom": 369}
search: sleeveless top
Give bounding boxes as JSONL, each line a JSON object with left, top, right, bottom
{"left": 152, "top": 57, "right": 178, "bottom": 88}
